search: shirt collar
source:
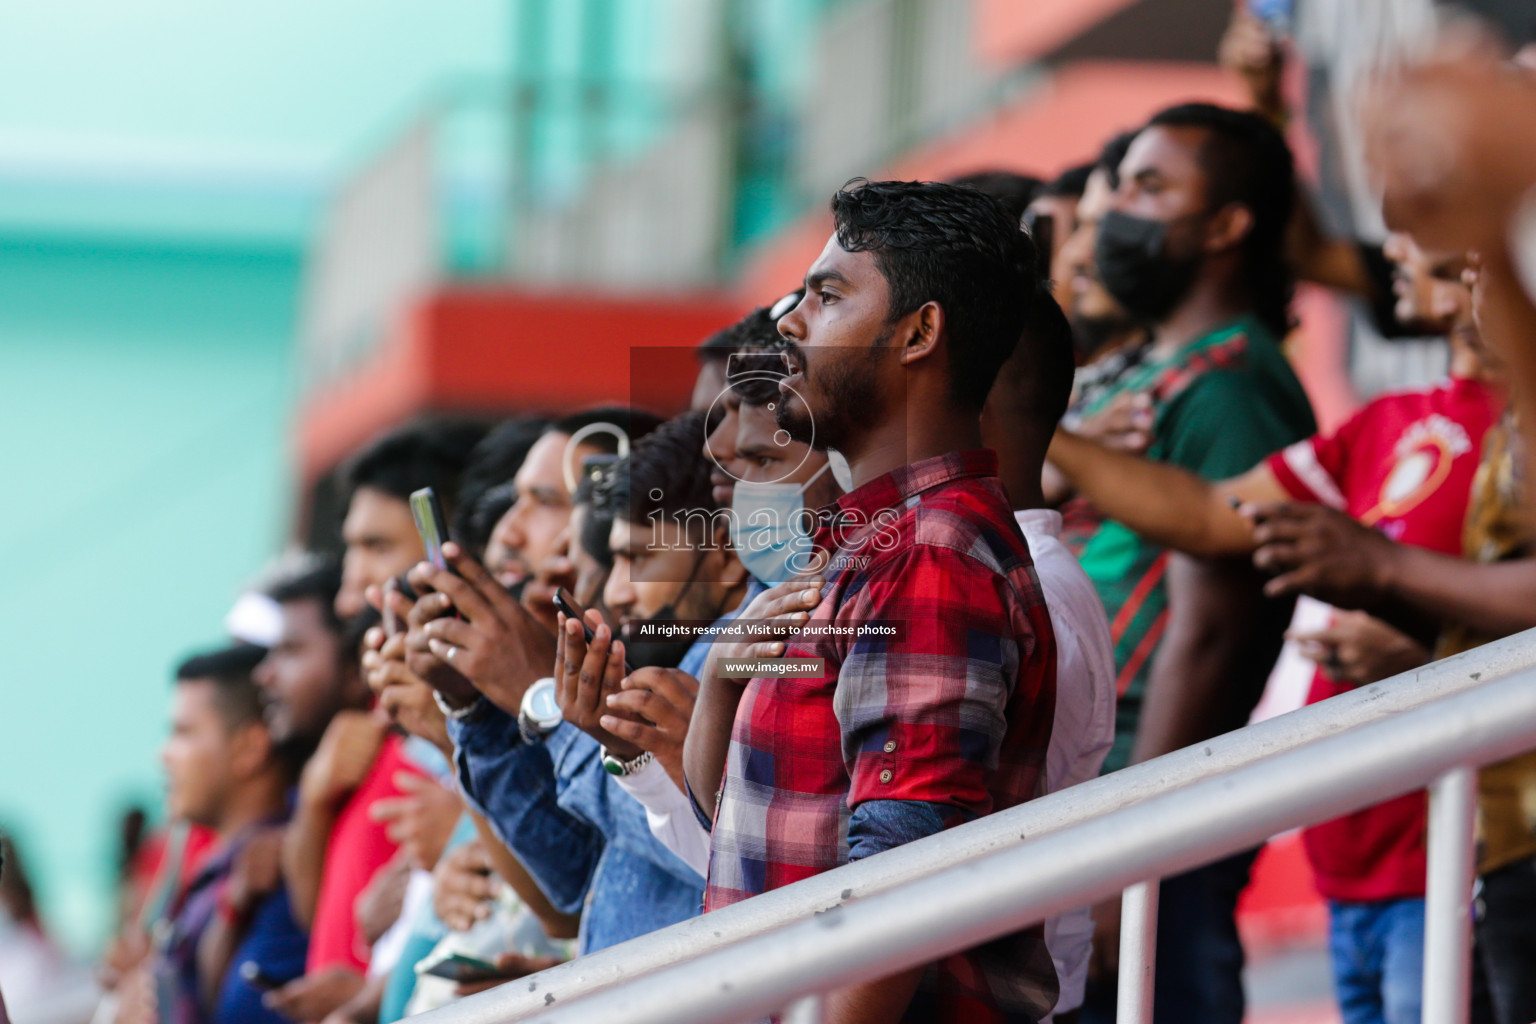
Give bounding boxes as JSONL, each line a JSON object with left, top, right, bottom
{"left": 824, "top": 449, "right": 999, "bottom": 524}
{"left": 1013, "top": 508, "right": 1062, "bottom": 539}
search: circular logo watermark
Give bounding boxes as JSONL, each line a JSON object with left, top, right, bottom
{"left": 705, "top": 351, "right": 814, "bottom": 485}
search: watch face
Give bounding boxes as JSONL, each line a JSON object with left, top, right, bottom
{"left": 528, "top": 683, "right": 562, "bottom": 723}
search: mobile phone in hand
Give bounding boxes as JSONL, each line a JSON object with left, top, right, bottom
{"left": 409, "top": 487, "right": 454, "bottom": 572}
{"left": 421, "top": 952, "right": 505, "bottom": 982}
{"left": 554, "top": 588, "right": 632, "bottom": 674}
{"left": 239, "top": 960, "right": 282, "bottom": 992}
{"left": 554, "top": 588, "right": 597, "bottom": 643}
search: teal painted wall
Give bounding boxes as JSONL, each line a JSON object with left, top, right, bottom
{"left": 0, "top": 235, "right": 301, "bottom": 952}
{"left": 0, "top": 0, "right": 514, "bottom": 957}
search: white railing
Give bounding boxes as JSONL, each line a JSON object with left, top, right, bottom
{"left": 415, "top": 627, "right": 1536, "bottom": 1024}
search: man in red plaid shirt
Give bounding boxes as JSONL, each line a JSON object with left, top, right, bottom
{"left": 689, "top": 179, "right": 1067, "bottom": 1023}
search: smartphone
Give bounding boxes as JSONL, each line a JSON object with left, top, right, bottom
{"left": 239, "top": 960, "right": 282, "bottom": 992}
{"left": 421, "top": 952, "right": 505, "bottom": 983}
{"left": 554, "top": 587, "right": 596, "bottom": 643}
{"left": 409, "top": 487, "right": 453, "bottom": 571}
{"left": 554, "top": 588, "right": 633, "bottom": 674}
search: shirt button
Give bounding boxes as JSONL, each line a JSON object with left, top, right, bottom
{"left": 879, "top": 769, "right": 893, "bottom": 784}
{"left": 883, "top": 740, "right": 897, "bottom": 753}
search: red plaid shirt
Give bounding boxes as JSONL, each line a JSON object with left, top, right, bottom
{"left": 705, "top": 449, "right": 1059, "bottom": 1022}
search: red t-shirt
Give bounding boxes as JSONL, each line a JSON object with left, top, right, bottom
{"left": 306, "top": 733, "right": 424, "bottom": 972}
{"left": 1267, "top": 376, "right": 1500, "bottom": 901}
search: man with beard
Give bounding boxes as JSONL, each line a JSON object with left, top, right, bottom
{"left": 693, "top": 178, "right": 1059, "bottom": 1024}
{"left": 482, "top": 409, "right": 637, "bottom": 600}
{"left": 400, "top": 413, "right": 740, "bottom": 951}
{"left": 334, "top": 419, "right": 487, "bottom": 619}
{"left": 1041, "top": 130, "right": 1151, "bottom": 553}
{"left": 252, "top": 561, "right": 426, "bottom": 1020}
{"left": 1049, "top": 233, "right": 1500, "bottom": 1024}
{"left": 1058, "top": 104, "right": 1316, "bottom": 1024}
{"left": 121, "top": 646, "right": 307, "bottom": 1024}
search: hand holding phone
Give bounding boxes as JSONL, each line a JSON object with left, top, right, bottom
{"left": 553, "top": 588, "right": 596, "bottom": 643}
{"left": 239, "top": 960, "right": 282, "bottom": 992}
{"left": 555, "top": 588, "right": 633, "bottom": 675}
{"left": 421, "top": 951, "right": 505, "bottom": 983}
{"left": 409, "top": 488, "right": 454, "bottom": 572}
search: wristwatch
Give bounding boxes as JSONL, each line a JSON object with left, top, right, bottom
{"left": 518, "top": 677, "right": 563, "bottom": 744}
{"left": 433, "top": 690, "right": 481, "bottom": 722}
{"left": 601, "top": 747, "right": 655, "bottom": 777}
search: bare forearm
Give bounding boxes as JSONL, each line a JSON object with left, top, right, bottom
{"left": 683, "top": 679, "right": 743, "bottom": 821}
{"left": 334, "top": 976, "right": 386, "bottom": 1024}
{"left": 1378, "top": 547, "right": 1536, "bottom": 640}
{"left": 1041, "top": 460, "right": 1073, "bottom": 507}
{"left": 467, "top": 810, "right": 579, "bottom": 940}
{"left": 1133, "top": 556, "right": 1286, "bottom": 763}
{"left": 825, "top": 965, "right": 925, "bottom": 1024}
{"left": 281, "top": 798, "right": 335, "bottom": 929}
{"left": 1049, "top": 430, "right": 1256, "bottom": 557}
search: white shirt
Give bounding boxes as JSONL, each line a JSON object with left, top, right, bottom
{"left": 1017, "top": 508, "right": 1119, "bottom": 1018}
{"left": 614, "top": 757, "right": 712, "bottom": 876}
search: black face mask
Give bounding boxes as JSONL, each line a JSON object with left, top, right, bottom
{"left": 620, "top": 552, "right": 723, "bottom": 671}
{"left": 622, "top": 604, "right": 699, "bottom": 671}
{"left": 1094, "top": 209, "right": 1203, "bottom": 322}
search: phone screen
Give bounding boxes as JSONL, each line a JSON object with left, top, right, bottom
{"left": 554, "top": 588, "right": 632, "bottom": 674}
{"left": 409, "top": 488, "right": 451, "bottom": 571}
{"left": 422, "top": 953, "right": 504, "bottom": 982}
{"left": 554, "top": 588, "right": 596, "bottom": 643}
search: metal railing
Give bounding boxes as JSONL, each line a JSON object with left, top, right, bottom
{"left": 416, "top": 627, "right": 1536, "bottom": 1024}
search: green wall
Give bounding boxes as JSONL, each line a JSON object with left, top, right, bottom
{"left": 0, "top": 234, "right": 300, "bottom": 952}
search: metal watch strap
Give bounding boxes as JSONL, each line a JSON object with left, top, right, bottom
{"left": 433, "top": 690, "right": 480, "bottom": 722}
{"left": 601, "top": 747, "right": 655, "bottom": 777}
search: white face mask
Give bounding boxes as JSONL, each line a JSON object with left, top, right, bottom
{"left": 827, "top": 450, "right": 854, "bottom": 492}
{"left": 729, "top": 460, "right": 832, "bottom": 584}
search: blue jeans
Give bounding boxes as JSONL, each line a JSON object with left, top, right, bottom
{"left": 1327, "top": 898, "right": 1424, "bottom": 1024}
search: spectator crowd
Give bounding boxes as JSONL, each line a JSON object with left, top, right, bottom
{"left": 18, "top": 9, "right": 1536, "bottom": 1024}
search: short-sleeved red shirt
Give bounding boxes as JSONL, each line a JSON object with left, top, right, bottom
{"left": 306, "top": 733, "right": 424, "bottom": 972}
{"left": 1267, "top": 376, "right": 1500, "bottom": 901}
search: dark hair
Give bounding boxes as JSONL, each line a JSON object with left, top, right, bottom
{"left": 264, "top": 558, "right": 344, "bottom": 635}
{"left": 341, "top": 418, "right": 489, "bottom": 519}
{"left": 465, "top": 480, "right": 517, "bottom": 559}
{"left": 1041, "top": 163, "right": 1094, "bottom": 200}
{"left": 718, "top": 300, "right": 798, "bottom": 407}
{"left": 454, "top": 417, "right": 550, "bottom": 555}
{"left": 1095, "top": 130, "right": 1139, "bottom": 191}
{"left": 549, "top": 407, "right": 663, "bottom": 452}
{"left": 175, "top": 643, "right": 268, "bottom": 729}
{"left": 997, "top": 284, "right": 1077, "bottom": 435}
{"left": 1147, "top": 103, "right": 1296, "bottom": 337}
{"left": 602, "top": 411, "right": 716, "bottom": 525}
{"left": 945, "top": 170, "right": 1044, "bottom": 223}
{"left": 728, "top": 348, "right": 788, "bottom": 407}
{"left": 831, "top": 178, "right": 1038, "bottom": 410}
{"left": 698, "top": 326, "right": 743, "bottom": 364}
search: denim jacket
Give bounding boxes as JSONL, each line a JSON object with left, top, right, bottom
{"left": 448, "top": 705, "right": 703, "bottom": 953}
